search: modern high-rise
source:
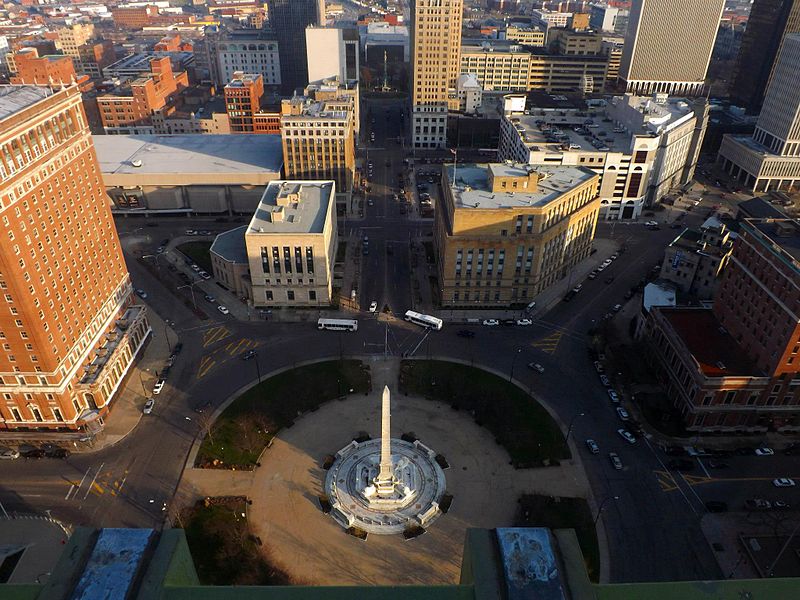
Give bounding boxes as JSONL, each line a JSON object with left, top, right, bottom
{"left": 411, "top": 0, "right": 463, "bottom": 149}
{"left": 0, "top": 85, "right": 149, "bottom": 432}
{"left": 266, "top": 0, "right": 325, "bottom": 92}
{"left": 718, "top": 33, "right": 800, "bottom": 192}
{"left": 730, "top": 0, "right": 800, "bottom": 114}
{"left": 305, "top": 26, "right": 360, "bottom": 83}
{"left": 619, "top": 0, "right": 724, "bottom": 96}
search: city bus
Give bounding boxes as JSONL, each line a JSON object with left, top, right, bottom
{"left": 403, "top": 310, "right": 443, "bottom": 330}
{"left": 317, "top": 318, "right": 358, "bottom": 332}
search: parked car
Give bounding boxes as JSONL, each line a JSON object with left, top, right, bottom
{"left": 204, "top": 294, "right": 216, "bottom": 303}
{"left": 19, "top": 444, "right": 44, "bottom": 459}
{"left": 185, "top": 229, "right": 197, "bottom": 236}
{"left": 585, "top": 439, "right": 600, "bottom": 454}
{"left": 773, "top": 478, "right": 796, "bottom": 487}
{"left": 705, "top": 501, "right": 728, "bottom": 513}
{"left": 482, "top": 319, "right": 499, "bottom": 326}
{"left": 0, "top": 446, "right": 19, "bottom": 460}
{"left": 528, "top": 362, "right": 545, "bottom": 373}
{"left": 593, "top": 361, "right": 604, "bottom": 373}
{"left": 135, "top": 289, "right": 147, "bottom": 299}
{"left": 241, "top": 350, "right": 257, "bottom": 361}
{"left": 755, "top": 447, "right": 775, "bottom": 456}
{"left": 599, "top": 374, "right": 611, "bottom": 387}
{"left": 609, "top": 452, "right": 623, "bottom": 470}
{"left": 744, "top": 498, "right": 772, "bottom": 510}
{"left": 152, "top": 379, "right": 166, "bottom": 395}
{"left": 143, "top": 398, "right": 155, "bottom": 415}
{"left": 40, "top": 442, "right": 69, "bottom": 458}
{"left": 173, "top": 342, "right": 183, "bottom": 354}
{"left": 572, "top": 284, "right": 583, "bottom": 294}
{"left": 607, "top": 389, "right": 620, "bottom": 403}
{"left": 612, "top": 304, "right": 622, "bottom": 312}
{"left": 457, "top": 329, "right": 475, "bottom": 338}
{"left": 217, "top": 305, "right": 230, "bottom": 315}
{"left": 516, "top": 319, "right": 533, "bottom": 326}
{"left": 617, "top": 429, "right": 636, "bottom": 444}
{"left": 774, "top": 500, "right": 791, "bottom": 509}
{"left": 616, "top": 407, "right": 630, "bottom": 421}
{"left": 369, "top": 301, "right": 378, "bottom": 313}
{"left": 199, "top": 271, "right": 211, "bottom": 280}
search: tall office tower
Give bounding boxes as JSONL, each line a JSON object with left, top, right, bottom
{"left": 266, "top": 0, "right": 325, "bottom": 93}
{"left": 0, "top": 85, "right": 149, "bottom": 432}
{"left": 619, "top": 0, "right": 724, "bottom": 96}
{"left": 730, "top": 0, "right": 800, "bottom": 114}
{"left": 411, "top": 0, "right": 463, "bottom": 149}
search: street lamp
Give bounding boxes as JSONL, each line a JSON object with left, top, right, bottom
{"left": 177, "top": 281, "right": 200, "bottom": 309}
{"left": 509, "top": 347, "right": 523, "bottom": 382}
{"left": 594, "top": 495, "right": 620, "bottom": 526}
{"left": 566, "top": 412, "right": 586, "bottom": 442}
{"left": 253, "top": 350, "right": 262, "bottom": 385}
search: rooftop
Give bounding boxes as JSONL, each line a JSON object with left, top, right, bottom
{"left": 71, "top": 529, "right": 154, "bottom": 600}
{"left": 642, "top": 281, "right": 677, "bottom": 314}
{"left": 660, "top": 307, "right": 762, "bottom": 378}
{"left": 93, "top": 134, "right": 283, "bottom": 185}
{"left": 447, "top": 162, "right": 596, "bottom": 209}
{"left": 248, "top": 181, "right": 334, "bottom": 235}
{"left": 737, "top": 196, "right": 789, "bottom": 220}
{"left": 210, "top": 225, "right": 248, "bottom": 264}
{"left": 0, "top": 85, "right": 52, "bottom": 120}
{"left": 743, "top": 218, "right": 800, "bottom": 269}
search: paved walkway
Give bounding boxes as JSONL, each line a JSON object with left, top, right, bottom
{"left": 177, "top": 356, "right": 590, "bottom": 585}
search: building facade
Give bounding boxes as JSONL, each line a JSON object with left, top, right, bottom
{"left": 730, "top": 0, "right": 800, "bottom": 114}
{"left": 266, "top": 0, "right": 325, "bottom": 92}
{"left": 411, "top": 0, "right": 463, "bottom": 149}
{"left": 460, "top": 41, "right": 609, "bottom": 95}
{"left": 224, "top": 72, "right": 281, "bottom": 134}
{"left": 718, "top": 33, "right": 800, "bottom": 193}
{"left": 0, "top": 85, "right": 149, "bottom": 432}
{"left": 10, "top": 48, "right": 80, "bottom": 86}
{"left": 504, "top": 25, "right": 545, "bottom": 46}
{"left": 305, "top": 26, "right": 360, "bottom": 83}
{"left": 619, "top": 0, "right": 725, "bottom": 96}
{"left": 435, "top": 163, "right": 600, "bottom": 307}
{"left": 207, "top": 30, "right": 281, "bottom": 88}
{"left": 245, "top": 181, "right": 337, "bottom": 307}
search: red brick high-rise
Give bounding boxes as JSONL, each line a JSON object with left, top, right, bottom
{"left": 0, "top": 84, "right": 149, "bottom": 432}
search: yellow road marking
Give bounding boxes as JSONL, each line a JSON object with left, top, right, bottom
{"left": 203, "top": 326, "right": 230, "bottom": 347}
{"left": 531, "top": 332, "right": 562, "bottom": 354}
{"left": 90, "top": 481, "right": 104, "bottom": 496}
{"left": 227, "top": 338, "right": 251, "bottom": 356}
{"left": 197, "top": 355, "right": 216, "bottom": 379}
{"left": 681, "top": 473, "right": 714, "bottom": 486}
{"left": 654, "top": 469, "right": 679, "bottom": 492}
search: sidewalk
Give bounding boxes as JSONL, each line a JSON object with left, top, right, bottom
{"left": 84, "top": 305, "right": 174, "bottom": 452}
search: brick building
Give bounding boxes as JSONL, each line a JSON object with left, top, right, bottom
{"left": 224, "top": 72, "right": 280, "bottom": 134}
{"left": 10, "top": 48, "right": 81, "bottom": 87}
{"left": 112, "top": 5, "right": 196, "bottom": 29}
{"left": 96, "top": 56, "right": 190, "bottom": 134}
{"left": 643, "top": 218, "right": 800, "bottom": 432}
{"left": 0, "top": 85, "right": 149, "bottom": 432}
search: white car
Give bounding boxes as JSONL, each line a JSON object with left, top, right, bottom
{"left": 755, "top": 447, "right": 775, "bottom": 456}
{"left": 369, "top": 301, "right": 378, "bottom": 313}
{"left": 190, "top": 264, "right": 201, "bottom": 272}
{"left": 607, "top": 389, "right": 620, "bottom": 403}
{"left": 143, "top": 398, "right": 155, "bottom": 414}
{"left": 184, "top": 229, "right": 196, "bottom": 235}
{"left": 135, "top": 289, "right": 147, "bottom": 299}
{"left": 199, "top": 271, "right": 211, "bottom": 280}
{"left": 0, "top": 446, "right": 19, "bottom": 460}
{"left": 586, "top": 439, "right": 600, "bottom": 454}
{"left": 616, "top": 407, "right": 630, "bottom": 421}
{"left": 152, "top": 380, "right": 165, "bottom": 395}
{"left": 528, "top": 362, "right": 544, "bottom": 373}
{"left": 617, "top": 429, "right": 636, "bottom": 444}
{"left": 482, "top": 319, "right": 499, "bottom": 326}
{"left": 572, "top": 284, "right": 583, "bottom": 293}
{"left": 773, "top": 478, "right": 796, "bottom": 487}
{"left": 599, "top": 374, "right": 611, "bottom": 387}
{"left": 217, "top": 305, "right": 230, "bottom": 315}
{"left": 612, "top": 304, "right": 622, "bottom": 312}
{"left": 516, "top": 319, "right": 532, "bottom": 326}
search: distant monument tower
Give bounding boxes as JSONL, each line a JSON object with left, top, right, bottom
{"left": 324, "top": 385, "right": 447, "bottom": 535}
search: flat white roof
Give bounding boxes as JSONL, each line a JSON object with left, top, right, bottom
{"left": 93, "top": 134, "right": 283, "bottom": 186}
{"left": 248, "top": 181, "right": 334, "bottom": 234}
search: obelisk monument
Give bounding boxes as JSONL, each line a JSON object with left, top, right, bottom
{"left": 374, "top": 385, "right": 396, "bottom": 497}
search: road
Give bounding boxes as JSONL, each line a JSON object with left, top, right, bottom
{"left": 1, "top": 102, "right": 786, "bottom": 584}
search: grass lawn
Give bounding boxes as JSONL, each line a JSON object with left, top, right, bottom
{"left": 515, "top": 494, "right": 599, "bottom": 582}
{"left": 399, "top": 360, "right": 569, "bottom": 467}
{"left": 196, "top": 360, "right": 370, "bottom": 468}
{"left": 177, "top": 241, "right": 213, "bottom": 273}
{"left": 180, "top": 497, "right": 291, "bottom": 585}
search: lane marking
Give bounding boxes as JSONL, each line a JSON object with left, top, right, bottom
{"left": 531, "top": 331, "right": 562, "bottom": 354}
{"left": 654, "top": 469, "right": 680, "bottom": 492}
{"left": 197, "top": 356, "right": 216, "bottom": 379}
{"left": 203, "top": 326, "right": 230, "bottom": 347}
{"left": 83, "top": 463, "right": 104, "bottom": 500}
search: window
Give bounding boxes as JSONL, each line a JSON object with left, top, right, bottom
{"left": 309, "top": 290, "right": 316, "bottom": 301}
{"left": 265, "top": 290, "right": 273, "bottom": 301}
{"left": 723, "top": 390, "right": 736, "bottom": 404}
{"left": 287, "top": 290, "right": 295, "bottom": 301}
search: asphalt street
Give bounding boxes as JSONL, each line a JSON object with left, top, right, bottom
{"left": 1, "top": 99, "right": 790, "bottom": 584}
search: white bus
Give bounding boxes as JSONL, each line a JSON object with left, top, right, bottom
{"left": 404, "top": 310, "right": 443, "bottom": 330}
{"left": 317, "top": 318, "right": 358, "bottom": 332}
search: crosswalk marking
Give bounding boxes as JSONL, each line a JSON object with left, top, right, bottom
{"left": 531, "top": 331, "right": 562, "bottom": 354}
{"left": 203, "top": 326, "right": 230, "bottom": 347}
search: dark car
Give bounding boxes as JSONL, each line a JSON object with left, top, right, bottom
{"left": 19, "top": 444, "right": 44, "bottom": 459}
{"left": 502, "top": 319, "right": 516, "bottom": 326}
{"left": 667, "top": 459, "right": 694, "bottom": 471}
{"left": 173, "top": 342, "right": 183, "bottom": 354}
{"left": 705, "top": 501, "right": 728, "bottom": 513}
{"left": 735, "top": 446, "right": 756, "bottom": 456}
{"left": 41, "top": 443, "right": 69, "bottom": 459}
{"left": 784, "top": 443, "right": 800, "bottom": 456}
{"left": 663, "top": 445, "right": 687, "bottom": 456}
{"left": 457, "top": 329, "right": 475, "bottom": 338}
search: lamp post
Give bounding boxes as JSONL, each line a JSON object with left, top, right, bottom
{"left": 253, "top": 350, "right": 262, "bottom": 385}
{"left": 177, "top": 281, "right": 199, "bottom": 309}
{"left": 137, "top": 368, "right": 148, "bottom": 397}
{"left": 162, "top": 321, "right": 172, "bottom": 353}
{"left": 509, "top": 347, "right": 522, "bottom": 382}
{"left": 594, "top": 495, "right": 619, "bottom": 526}
{"left": 566, "top": 412, "right": 586, "bottom": 442}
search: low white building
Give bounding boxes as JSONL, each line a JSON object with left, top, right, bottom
{"left": 498, "top": 92, "right": 708, "bottom": 220}
{"left": 456, "top": 73, "right": 482, "bottom": 114}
